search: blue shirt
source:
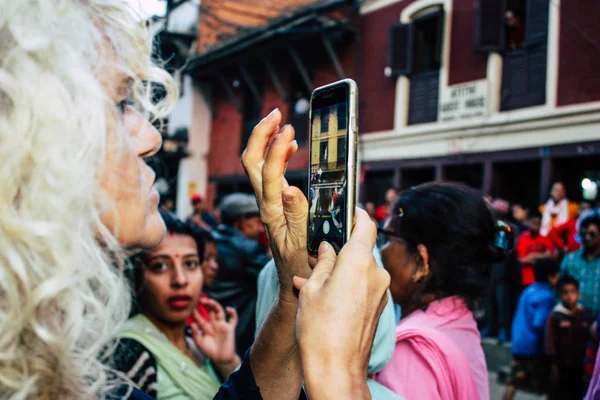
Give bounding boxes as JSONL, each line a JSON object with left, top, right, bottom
{"left": 511, "top": 282, "right": 556, "bottom": 356}
{"left": 561, "top": 249, "right": 600, "bottom": 316}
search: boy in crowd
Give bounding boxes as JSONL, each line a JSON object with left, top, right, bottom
{"left": 504, "top": 258, "right": 559, "bottom": 399}
{"left": 516, "top": 210, "right": 555, "bottom": 287}
{"left": 545, "top": 275, "right": 594, "bottom": 399}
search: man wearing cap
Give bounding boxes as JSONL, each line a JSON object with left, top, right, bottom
{"left": 205, "top": 193, "right": 271, "bottom": 357}
{"left": 187, "top": 193, "right": 218, "bottom": 231}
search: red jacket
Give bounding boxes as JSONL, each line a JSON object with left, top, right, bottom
{"left": 516, "top": 231, "right": 555, "bottom": 286}
{"left": 548, "top": 219, "right": 581, "bottom": 253}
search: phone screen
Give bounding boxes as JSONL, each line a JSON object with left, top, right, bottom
{"left": 307, "top": 83, "right": 350, "bottom": 255}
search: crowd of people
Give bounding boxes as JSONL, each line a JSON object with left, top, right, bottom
{"left": 4, "top": 1, "right": 600, "bottom": 400}
{"left": 364, "top": 182, "right": 600, "bottom": 399}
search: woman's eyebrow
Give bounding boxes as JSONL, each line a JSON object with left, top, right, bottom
{"left": 116, "top": 77, "right": 133, "bottom": 97}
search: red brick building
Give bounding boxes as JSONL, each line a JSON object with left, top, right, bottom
{"left": 183, "top": 0, "right": 600, "bottom": 209}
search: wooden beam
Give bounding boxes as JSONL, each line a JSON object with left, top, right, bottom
{"left": 288, "top": 46, "right": 313, "bottom": 94}
{"left": 435, "top": 164, "right": 444, "bottom": 182}
{"left": 215, "top": 72, "right": 242, "bottom": 112}
{"left": 482, "top": 159, "right": 493, "bottom": 196}
{"left": 264, "top": 58, "right": 288, "bottom": 102}
{"left": 539, "top": 149, "right": 552, "bottom": 204}
{"left": 238, "top": 65, "right": 262, "bottom": 107}
{"left": 321, "top": 34, "right": 345, "bottom": 79}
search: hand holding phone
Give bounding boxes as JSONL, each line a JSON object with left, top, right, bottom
{"left": 307, "top": 79, "right": 358, "bottom": 255}
{"left": 241, "top": 110, "right": 312, "bottom": 298}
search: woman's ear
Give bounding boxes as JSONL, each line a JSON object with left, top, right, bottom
{"left": 412, "top": 244, "right": 430, "bottom": 283}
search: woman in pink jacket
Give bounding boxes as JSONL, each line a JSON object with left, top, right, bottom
{"left": 374, "top": 182, "right": 509, "bottom": 400}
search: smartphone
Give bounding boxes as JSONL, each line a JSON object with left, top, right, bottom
{"left": 307, "top": 79, "right": 358, "bottom": 256}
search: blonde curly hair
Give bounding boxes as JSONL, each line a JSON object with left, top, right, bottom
{"left": 0, "top": 1, "right": 177, "bottom": 398}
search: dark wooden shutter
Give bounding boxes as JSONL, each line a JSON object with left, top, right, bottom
{"left": 408, "top": 70, "right": 440, "bottom": 124}
{"left": 474, "top": 0, "right": 506, "bottom": 52}
{"left": 525, "top": 0, "right": 550, "bottom": 45}
{"left": 387, "top": 23, "right": 413, "bottom": 76}
{"left": 500, "top": 45, "right": 547, "bottom": 111}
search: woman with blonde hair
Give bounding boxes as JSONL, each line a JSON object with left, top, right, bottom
{"left": 0, "top": 1, "right": 391, "bottom": 399}
{"left": 1, "top": 0, "right": 177, "bottom": 398}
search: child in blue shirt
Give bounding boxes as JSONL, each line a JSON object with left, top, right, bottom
{"left": 504, "top": 257, "right": 559, "bottom": 398}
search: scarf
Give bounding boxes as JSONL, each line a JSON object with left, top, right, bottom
{"left": 541, "top": 198, "right": 570, "bottom": 236}
{"left": 118, "top": 314, "right": 221, "bottom": 400}
{"left": 374, "top": 297, "right": 484, "bottom": 400}
{"left": 394, "top": 325, "right": 479, "bottom": 400}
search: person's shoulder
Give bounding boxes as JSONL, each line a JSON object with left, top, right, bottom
{"left": 522, "top": 284, "right": 551, "bottom": 302}
{"left": 113, "top": 337, "right": 154, "bottom": 364}
{"left": 111, "top": 338, "right": 157, "bottom": 395}
{"left": 565, "top": 249, "right": 584, "bottom": 263}
{"left": 580, "top": 306, "right": 595, "bottom": 321}
{"left": 517, "top": 231, "right": 531, "bottom": 243}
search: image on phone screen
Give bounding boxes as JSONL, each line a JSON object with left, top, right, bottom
{"left": 308, "top": 87, "right": 349, "bottom": 254}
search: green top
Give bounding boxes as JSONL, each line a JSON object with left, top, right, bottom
{"left": 118, "top": 314, "right": 221, "bottom": 400}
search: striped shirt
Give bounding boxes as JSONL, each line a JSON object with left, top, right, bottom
{"left": 561, "top": 249, "right": 600, "bottom": 316}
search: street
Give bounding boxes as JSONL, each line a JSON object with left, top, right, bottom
{"left": 489, "top": 373, "right": 546, "bottom": 400}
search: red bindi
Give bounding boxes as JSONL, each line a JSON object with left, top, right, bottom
{"left": 174, "top": 254, "right": 180, "bottom": 259}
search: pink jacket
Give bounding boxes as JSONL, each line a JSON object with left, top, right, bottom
{"left": 374, "top": 297, "right": 490, "bottom": 400}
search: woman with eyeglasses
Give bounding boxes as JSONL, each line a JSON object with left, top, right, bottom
{"left": 373, "top": 182, "right": 505, "bottom": 400}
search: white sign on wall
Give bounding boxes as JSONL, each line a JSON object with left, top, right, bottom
{"left": 439, "top": 80, "right": 489, "bottom": 122}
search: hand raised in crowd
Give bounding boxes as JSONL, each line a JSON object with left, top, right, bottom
{"left": 241, "top": 108, "right": 310, "bottom": 299}
{"left": 294, "top": 209, "right": 391, "bottom": 399}
{"left": 190, "top": 298, "right": 240, "bottom": 376}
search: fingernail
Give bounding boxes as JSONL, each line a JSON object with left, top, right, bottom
{"left": 290, "top": 139, "right": 298, "bottom": 147}
{"left": 283, "top": 190, "right": 298, "bottom": 204}
{"left": 319, "top": 241, "right": 330, "bottom": 254}
{"left": 266, "top": 108, "right": 279, "bottom": 120}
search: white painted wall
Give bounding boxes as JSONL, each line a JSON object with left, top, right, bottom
{"left": 167, "top": 1, "right": 199, "bottom": 34}
{"left": 174, "top": 77, "right": 212, "bottom": 220}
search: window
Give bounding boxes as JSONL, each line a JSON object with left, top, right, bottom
{"left": 412, "top": 11, "right": 443, "bottom": 74}
{"left": 320, "top": 108, "right": 329, "bottom": 134}
{"left": 474, "top": 0, "right": 548, "bottom": 111}
{"left": 320, "top": 142, "right": 328, "bottom": 164}
{"left": 387, "top": 8, "right": 444, "bottom": 125}
{"left": 505, "top": 1, "right": 526, "bottom": 51}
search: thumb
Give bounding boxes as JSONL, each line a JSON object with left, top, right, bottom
{"left": 293, "top": 276, "right": 308, "bottom": 290}
{"left": 306, "top": 242, "right": 337, "bottom": 288}
{"left": 282, "top": 186, "right": 308, "bottom": 243}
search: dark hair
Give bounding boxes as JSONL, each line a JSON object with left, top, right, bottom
{"left": 533, "top": 257, "right": 559, "bottom": 283}
{"left": 580, "top": 214, "right": 600, "bottom": 231}
{"left": 388, "top": 182, "right": 502, "bottom": 309}
{"left": 160, "top": 209, "right": 206, "bottom": 260}
{"left": 557, "top": 275, "right": 579, "bottom": 292}
{"left": 528, "top": 209, "right": 542, "bottom": 220}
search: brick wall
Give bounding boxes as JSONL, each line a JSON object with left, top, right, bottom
{"left": 557, "top": 0, "right": 600, "bottom": 106}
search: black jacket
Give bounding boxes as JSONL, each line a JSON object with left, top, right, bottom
{"left": 205, "top": 225, "right": 271, "bottom": 356}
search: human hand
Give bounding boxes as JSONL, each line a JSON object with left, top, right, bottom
{"left": 190, "top": 298, "right": 240, "bottom": 373}
{"left": 293, "top": 209, "right": 390, "bottom": 399}
{"left": 241, "top": 109, "right": 310, "bottom": 299}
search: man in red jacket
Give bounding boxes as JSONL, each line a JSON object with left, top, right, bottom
{"left": 516, "top": 211, "right": 555, "bottom": 287}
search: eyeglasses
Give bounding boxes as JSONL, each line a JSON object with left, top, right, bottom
{"left": 377, "top": 228, "right": 403, "bottom": 246}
